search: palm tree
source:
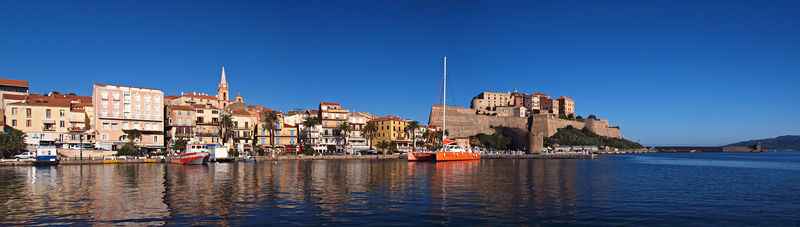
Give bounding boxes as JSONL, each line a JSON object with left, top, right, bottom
{"left": 172, "top": 137, "right": 189, "bottom": 152}
{"left": 120, "top": 129, "right": 142, "bottom": 145}
{"left": 301, "top": 116, "right": 319, "bottom": 148}
{"left": 376, "top": 141, "right": 390, "bottom": 154}
{"left": 260, "top": 111, "right": 280, "bottom": 155}
{"left": 363, "top": 121, "right": 378, "bottom": 150}
{"left": 338, "top": 121, "right": 352, "bottom": 155}
{"left": 405, "top": 121, "right": 420, "bottom": 151}
{"left": 218, "top": 112, "right": 234, "bottom": 145}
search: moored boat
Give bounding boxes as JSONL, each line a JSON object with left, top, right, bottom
{"left": 408, "top": 57, "right": 481, "bottom": 162}
{"left": 170, "top": 144, "right": 210, "bottom": 165}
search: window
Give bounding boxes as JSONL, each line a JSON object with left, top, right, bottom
{"left": 26, "top": 108, "right": 31, "bottom": 118}
{"left": 290, "top": 130, "right": 295, "bottom": 136}
{"left": 11, "top": 120, "right": 16, "bottom": 127}
{"left": 102, "top": 122, "right": 110, "bottom": 130}
{"left": 102, "top": 100, "right": 108, "bottom": 108}
{"left": 111, "top": 123, "right": 118, "bottom": 129}
{"left": 197, "top": 117, "right": 203, "bottom": 123}
{"left": 290, "top": 138, "right": 294, "bottom": 144}
{"left": 11, "top": 108, "right": 17, "bottom": 115}
{"left": 122, "top": 122, "right": 129, "bottom": 129}
{"left": 276, "top": 138, "right": 281, "bottom": 144}
{"left": 113, "top": 92, "right": 120, "bottom": 100}
{"left": 197, "top": 110, "right": 204, "bottom": 113}
{"left": 177, "top": 118, "right": 183, "bottom": 125}
{"left": 101, "top": 133, "right": 108, "bottom": 140}
{"left": 46, "top": 109, "right": 52, "bottom": 118}
{"left": 60, "top": 121, "right": 65, "bottom": 128}
{"left": 276, "top": 131, "right": 280, "bottom": 136}
{"left": 212, "top": 110, "right": 218, "bottom": 114}
{"left": 26, "top": 120, "right": 31, "bottom": 127}
{"left": 154, "top": 136, "right": 158, "bottom": 143}
{"left": 261, "top": 138, "right": 265, "bottom": 144}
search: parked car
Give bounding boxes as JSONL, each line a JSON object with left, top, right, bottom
{"left": 14, "top": 152, "right": 36, "bottom": 160}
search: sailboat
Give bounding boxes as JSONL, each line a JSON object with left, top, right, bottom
{"left": 408, "top": 57, "right": 481, "bottom": 162}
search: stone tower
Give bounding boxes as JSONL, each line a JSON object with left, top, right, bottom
{"left": 217, "top": 67, "right": 230, "bottom": 108}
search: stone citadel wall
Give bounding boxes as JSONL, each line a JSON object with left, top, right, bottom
{"left": 429, "top": 105, "right": 621, "bottom": 139}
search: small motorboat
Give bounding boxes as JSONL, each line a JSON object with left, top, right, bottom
{"left": 244, "top": 156, "right": 258, "bottom": 163}
{"left": 170, "top": 144, "right": 210, "bottom": 165}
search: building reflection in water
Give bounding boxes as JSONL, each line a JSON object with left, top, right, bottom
{"left": 0, "top": 159, "right": 588, "bottom": 225}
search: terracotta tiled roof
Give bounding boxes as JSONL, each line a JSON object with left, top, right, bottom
{"left": 2, "top": 94, "right": 26, "bottom": 100}
{"left": 165, "top": 95, "right": 179, "bottom": 99}
{"left": 283, "top": 123, "right": 297, "bottom": 128}
{"left": 15, "top": 99, "right": 71, "bottom": 107}
{"left": 308, "top": 110, "right": 319, "bottom": 114}
{"left": 320, "top": 102, "right": 340, "bottom": 106}
{"left": 556, "top": 96, "right": 572, "bottom": 100}
{"left": 231, "top": 109, "right": 251, "bottom": 116}
{"left": 70, "top": 109, "right": 85, "bottom": 113}
{"left": 182, "top": 93, "right": 217, "bottom": 100}
{"left": 170, "top": 105, "right": 195, "bottom": 111}
{"left": 0, "top": 78, "right": 28, "bottom": 87}
{"left": 369, "top": 116, "right": 403, "bottom": 122}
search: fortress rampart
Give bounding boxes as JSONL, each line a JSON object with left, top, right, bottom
{"left": 429, "top": 105, "right": 621, "bottom": 139}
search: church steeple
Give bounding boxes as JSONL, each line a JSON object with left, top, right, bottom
{"left": 217, "top": 66, "right": 230, "bottom": 108}
{"left": 220, "top": 66, "right": 227, "bottom": 85}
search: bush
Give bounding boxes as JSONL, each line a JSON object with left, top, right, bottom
{"left": 543, "top": 126, "right": 643, "bottom": 149}
{"left": 472, "top": 133, "right": 512, "bottom": 150}
{"left": 228, "top": 149, "right": 240, "bottom": 157}
{"left": 115, "top": 144, "right": 139, "bottom": 156}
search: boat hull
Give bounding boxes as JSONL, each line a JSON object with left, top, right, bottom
{"left": 408, "top": 151, "right": 480, "bottom": 162}
{"left": 170, "top": 152, "right": 210, "bottom": 165}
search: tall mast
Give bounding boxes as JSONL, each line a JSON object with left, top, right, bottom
{"left": 442, "top": 56, "right": 446, "bottom": 143}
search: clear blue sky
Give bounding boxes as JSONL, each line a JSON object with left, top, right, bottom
{"left": 2, "top": 0, "right": 799, "bottom": 146}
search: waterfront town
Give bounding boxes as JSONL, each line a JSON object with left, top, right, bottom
{"left": 0, "top": 67, "right": 592, "bottom": 158}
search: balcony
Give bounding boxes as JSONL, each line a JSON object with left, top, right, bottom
{"left": 196, "top": 132, "right": 220, "bottom": 137}
{"left": 68, "top": 126, "right": 87, "bottom": 132}
{"left": 42, "top": 126, "right": 56, "bottom": 131}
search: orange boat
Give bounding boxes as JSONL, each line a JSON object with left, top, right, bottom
{"left": 409, "top": 56, "right": 481, "bottom": 162}
{"left": 408, "top": 143, "right": 481, "bottom": 162}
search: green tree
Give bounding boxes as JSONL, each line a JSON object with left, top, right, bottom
{"left": 0, "top": 128, "right": 27, "bottom": 158}
{"left": 405, "top": 121, "right": 420, "bottom": 151}
{"left": 375, "top": 141, "right": 390, "bottom": 154}
{"left": 218, "top": 113, "right": 234, "bottom": 145}
{"left": 337, "top": 121, "right": 352, "bottom": 154}
{"left": 172, "top": 137, "right": 189, "bottom": 152}
{"left": 260, "top": 111, "right": 280, "bottom": 155}
{"left": 119, "top": 129, "right": 142, "bottom": 144}
{"left": 363, "top": 121, "right": 378, "bottom": 150}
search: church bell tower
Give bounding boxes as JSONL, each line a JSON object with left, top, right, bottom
{"left": 217, "top": 67, "right": 230, "bottom": 108}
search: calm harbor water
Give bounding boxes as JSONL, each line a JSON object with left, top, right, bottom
{"left": 1, "top": 152, "right": 799, "bottom": 226}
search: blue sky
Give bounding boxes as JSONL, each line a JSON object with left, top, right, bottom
{"left": 1, "top": 0, "right": 799, "bottom": 146}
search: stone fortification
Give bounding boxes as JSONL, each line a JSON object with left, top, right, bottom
{"left": 429, "top": 105, "right": 622, "bottom": 139}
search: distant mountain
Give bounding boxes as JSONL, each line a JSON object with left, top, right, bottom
{"left": 727, "top": 135, "right": 800, "bottom": 151}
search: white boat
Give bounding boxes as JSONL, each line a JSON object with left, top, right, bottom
{"left": 170, "top": 144, "right": 210, "bottom": 165}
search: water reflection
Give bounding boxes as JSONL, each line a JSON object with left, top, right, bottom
{"left": 0, "top": 159, "right": 587, "bottom": 225}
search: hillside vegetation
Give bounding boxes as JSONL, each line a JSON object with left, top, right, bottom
{"left": 727, "top": 135, "right": 800, "bottom": 151}
{"left": 544, "top": 125, "right": 644, "bottom": 149}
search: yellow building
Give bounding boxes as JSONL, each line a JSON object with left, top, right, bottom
{"left": 191, "top": 103, "right": 222, "bottom": 144}
{"left": 255, "top": 112, "right": 298, "bottom": 153}
{"left": 369, "top": 116, "right": 411, "bottom": 152}
{"left": 230, "top": 109, "right": 254, "bottom": 152}
{"left": 5, "top": 94, "right": 93, "bottom": 149}
{"left": 557, "top": 96, "right": 575, "bottom": 118}
{"left": 318, "top": 102, "right": 349, "bottom": 152}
